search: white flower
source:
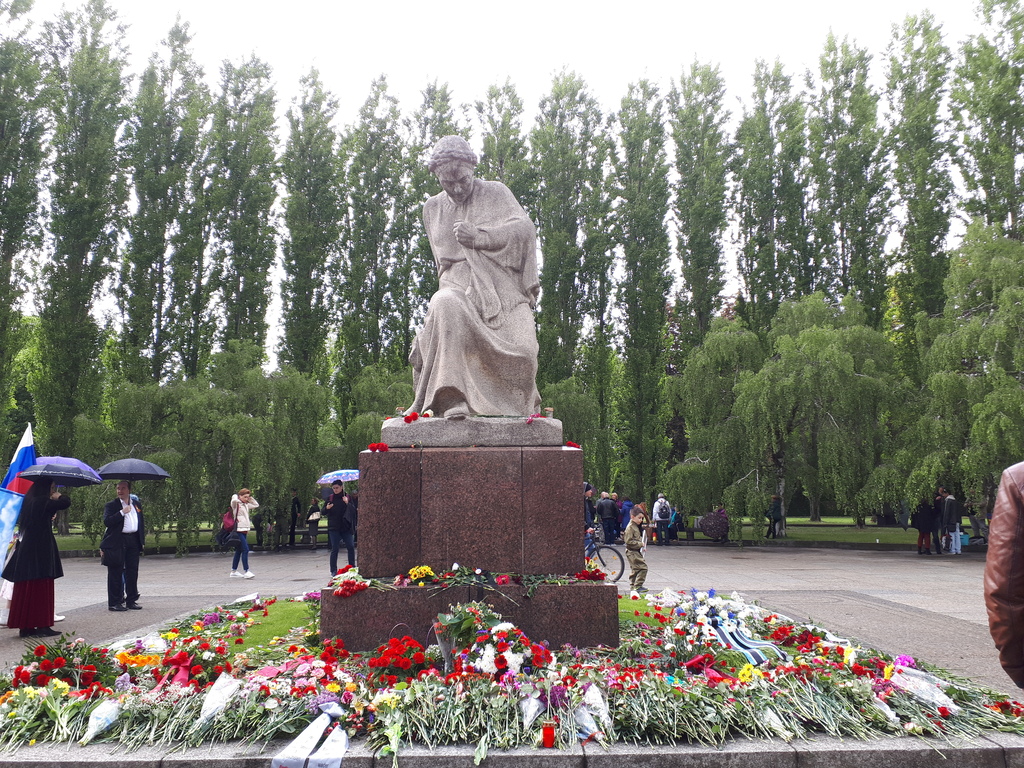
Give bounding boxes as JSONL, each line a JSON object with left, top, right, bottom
{"left": 505, "top": 651, "right": 525, "bottom": 675}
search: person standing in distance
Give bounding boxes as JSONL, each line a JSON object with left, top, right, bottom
{"left": 2, "top": 480, "right": 69, "bottom": 636}
{"left": 229, "top": 488, "right": 258, "bottom": 579}
{"left": 101, "top": 481, "right": 145, "bottom": 611}
{"left": 325, "top": 481, "right": 354, "bottom": 576}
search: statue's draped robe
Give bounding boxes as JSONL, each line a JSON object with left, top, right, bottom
{"left": 408, "top": 179, "right": 542, "bottom": 417}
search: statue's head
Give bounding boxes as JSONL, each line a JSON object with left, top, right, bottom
{"left": 429, "top": 136, "right": 477, "bottom": 205}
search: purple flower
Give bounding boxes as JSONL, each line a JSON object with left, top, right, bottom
{"left": 203, "top": 612, "right": 222, "bottom": 626}
{"left": 548, "top": 684, "right": 569, "bottom": 709}
{"left": 341, "top": 690, "right": 354, "bottom": 705}
{"left": 305, "top": 691, "right": 341, "bottom": 714}
{"left": 894, "top": 654, "right": 916, "bottom": 668}
{"left": 115, "top": 672, "right": 133, "bottom": 692}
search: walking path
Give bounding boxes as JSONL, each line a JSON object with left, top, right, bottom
{"left": 1, "top": 542, "right": 1008, "bottom": 694}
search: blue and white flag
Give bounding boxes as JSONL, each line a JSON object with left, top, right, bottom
{"left": 0, "top": 487, "right": 24, "bottom": 557}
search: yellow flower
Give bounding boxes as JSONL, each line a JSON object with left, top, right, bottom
{"left": 28, "top": 739, "right": 35, "bottom": 746}
{"left": 325, "top": 683, "right": 341, "bottom": 693}
{"left": 49, "top": 679, "right": 70, "bottom": 694}
{"left": 842, "top": 647, "right": 856, "bottom": 666}
{"left": 737, "top": 664, "right": 755, "bottom": 683}
{"left": 883, "top": 664, "right": 894, "bottom": 680}
{"left": 345, "top": 682, "right": 358, "bottom": 692}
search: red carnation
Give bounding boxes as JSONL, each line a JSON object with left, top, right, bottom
{"left": 34, "top": 645, "right": 47, "bottom": 657}
{"left": 191, "top": 665, "right": 204, "bottom": 676}
{"left": 565, "top": 441, "right": 581, "bottom": 449}
{"left": 412, "top": 652, "right": 425, "bottom": 665}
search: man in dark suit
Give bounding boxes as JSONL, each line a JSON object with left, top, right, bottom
{"left": 101, "top": 481, "right": 145, "bottom": 612}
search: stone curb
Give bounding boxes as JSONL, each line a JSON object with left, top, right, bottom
{"left": 4, "top": 734, "right": 1023, "bottom": 767}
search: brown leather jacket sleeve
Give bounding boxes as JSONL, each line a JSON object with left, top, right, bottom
{"left": 984, "top": 461, "right": 1024, "bottom": 689}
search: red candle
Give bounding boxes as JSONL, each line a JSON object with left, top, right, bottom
{"left": 542, "top": 721, "right": 555, "bottom": 748}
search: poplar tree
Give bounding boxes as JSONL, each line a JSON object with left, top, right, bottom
{"left": 279, "top": 69, "right": 341, "bottom": 378}
{"left": 807, "top": 35, "right": 891, "bottom": 327}
{"left": 886, "top": 12, "right": 953, "bottom": 318}
{"left": 668, "top": 61, "right": 732, "bottom": 348}
{"left": 732, "top": 60, "right": 808, "bottom": 335}
{"left": 952, "top": 0, "right": 1024, "bottom": 239}
{"left": 610, "top": 80, "right": 672, "bottom": 503}
{"left": 121, "top": 20, "right": 210, "bottom": 383}
{"left": 336, "top": 77, "right": 405, "bottom": 423}
{"left": 0, "top": 0, "right": 45, "bottom": 417}
{"left": 530, "top": 71, "right": 607, "bottom": 387}
{"left": 474, "top": 79, "right": 536, "bottom": 214}
{"left": 36, "top": 0, "right": 127, "bottom": 454}
{"left": 208, "top": 56, "right": 278, "bottom": 350}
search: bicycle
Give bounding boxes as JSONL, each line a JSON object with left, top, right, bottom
{"left": 584, "top": 529, "right": 625, "bottom": 582}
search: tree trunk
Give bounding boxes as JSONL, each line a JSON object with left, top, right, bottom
{"left": 808, "top": 494, "right": 821, "bottom": 523}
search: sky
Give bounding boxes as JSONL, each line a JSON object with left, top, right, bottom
{"left": 21, "top": 0, "right": 985, "bottom": 133}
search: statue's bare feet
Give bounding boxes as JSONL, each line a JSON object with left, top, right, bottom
{"left": 445, "top": 404, "right": 469, "bottom": 420}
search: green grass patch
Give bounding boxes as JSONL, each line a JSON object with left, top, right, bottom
{"left": 237, "top": 599, "right": 313, "bottom": 651}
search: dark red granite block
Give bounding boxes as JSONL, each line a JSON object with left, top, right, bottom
{"left": 421, "top": 447, "right": 523, "bottom": 573}
{"left": 357, "top": 448, "right": 422, "bottom": 578}
{"left": 320, "top": 582, "right": 619, "bottom": 651}
{"left": 320, "top": 586, "right": 462, "bottom": 651}
{"left": 522, "top": 446, "right": 584, "bottom": 574}
{"left": 478, "top": 583, "right": 619, "bottom": 648}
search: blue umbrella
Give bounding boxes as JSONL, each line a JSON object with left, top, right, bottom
{"left": 317, "top": 469, "right": 359, "bottom": 485}
{"left": 20, "top": 457, "right": 102, "bottom": 487}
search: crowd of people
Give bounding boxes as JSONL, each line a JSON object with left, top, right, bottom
{"left": 1, "top": 476, "right": 360, "bottom": 638}
{"left": 911, "top": 485, "right": 988, "bottom": 556}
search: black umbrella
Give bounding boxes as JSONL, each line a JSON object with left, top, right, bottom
{"left": 20, "top": 461, "right": 103, "bottom": 487}
{"left": 98, "top": 458, "right": 170, "bottom": 482}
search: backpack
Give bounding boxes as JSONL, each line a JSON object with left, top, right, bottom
{"left": 655, "top": 499, "right": 670, "bottom": 521}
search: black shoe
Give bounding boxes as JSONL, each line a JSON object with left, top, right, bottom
{"left": 35, "top": 627, "right": 60, "bottom": 637}
{"left": 127, "top": 603, "right": 142, "bottom": 610}
{"left": 109, "top": 604, "right": 128, "bottom": 612}
{"left": 18, "top": 628, "right": 34, "bottom": 637}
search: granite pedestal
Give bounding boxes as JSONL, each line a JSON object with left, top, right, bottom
{"left": 357, "top": 445, "right": 583, "bottom": 578}
{"left": 318, "top": 441, "right": 618, "bottom": 650}
{"left": 320, "top": 583, "right": 619, "bottom": 651}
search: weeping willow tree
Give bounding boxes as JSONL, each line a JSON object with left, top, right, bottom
{"left": 664, "top": 318, "right": 764, "bottom": 536}
{"left": 903, "top": 222, "right": 1024, "bottom": 518}
{"left": 729, "top": 294, "right": 902, "bottom": 525}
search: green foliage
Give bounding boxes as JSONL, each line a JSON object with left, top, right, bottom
{"left": 0, "top": 2, "right": 44, "bottom": 415}
{"left": 953, "top": 0, "right": 1024, "bottom": 239}
{"left": 668, "top": 61, "right": 731, "bottom": 348}
{"left": 474, "top": 79, "right": 536, "bottom": 214}
{"left": 335, "top": 77, "right": 406, "bottom": 425}
{"left": 531, "top": 71, "right": 610, "bottom": 388}
{"left": 907, "top": 222, "right": 1024, "bottom": 509}
{"left": 35, "top": 0, "right": 128, "bottom": 458}
{"left": 280, "top": 69, "right": 341, "bottom": 379}
{"left": 886, "top": 12, "right": 953, "bottom": 320}
{"left": 807, "top": 34, "right": 891, "bottom": 327}
{"left": 732, "top": 60, "right": 808, "bottom": 334}
{"left": 119, "top": 21, "right": 210, "bottom": 384}
{"left": 209, "top": 55, "right": 278, "bottom": 349}
{"left": 611, "top": 80, "right": 672, "bottom": 504}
